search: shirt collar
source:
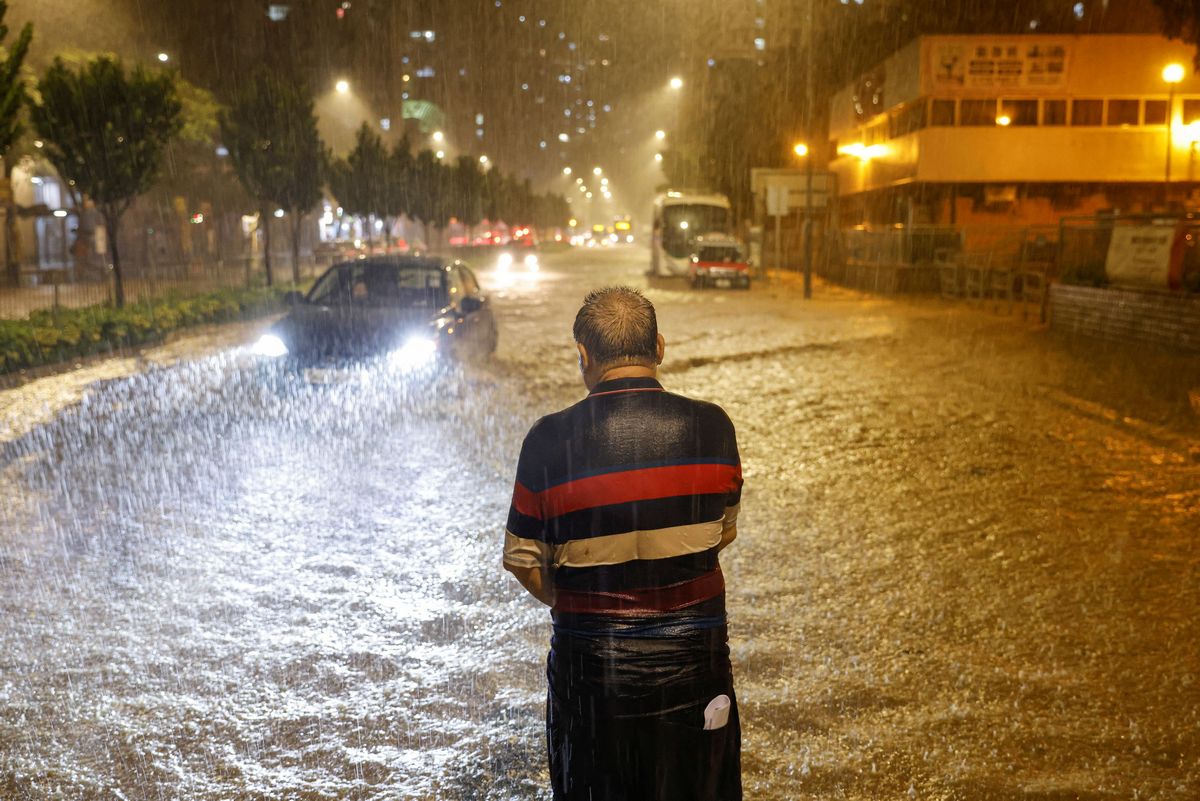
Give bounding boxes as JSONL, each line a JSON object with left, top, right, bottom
{"left": 588, "top": 376, "right": 664, "bottom": 396}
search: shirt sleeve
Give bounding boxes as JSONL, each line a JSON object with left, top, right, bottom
{"left": 503, "top": 429, "right": 553, "bottom": 570}
{"left": 722, "top": 414, "right": 743, "bottom": 532}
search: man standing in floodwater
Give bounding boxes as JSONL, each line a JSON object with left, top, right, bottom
{"left": 503, "top": 286, "right": 743, "bottom": 800}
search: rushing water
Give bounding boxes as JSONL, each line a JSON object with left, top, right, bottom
{"left": 2, "top": 247, "right": 1198, "bottom": 799}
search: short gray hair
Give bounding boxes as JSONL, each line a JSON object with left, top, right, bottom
{"left": 572, "top": 286, "right": 658, "bottom": 369}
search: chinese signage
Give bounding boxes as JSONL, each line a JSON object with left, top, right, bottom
{"left": 1105, "top": 225, "right": 1184, "bottom": 290}
{"left": 927, "top": 40, "right": 1071, "bottom": 92}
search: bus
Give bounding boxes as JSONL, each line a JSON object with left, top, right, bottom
{"left": 650, "top": 191, "right": 733, "bottom": 277}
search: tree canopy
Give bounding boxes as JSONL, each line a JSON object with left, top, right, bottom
{"left": 31, "top": 55, "right": 182, "bottom": 305}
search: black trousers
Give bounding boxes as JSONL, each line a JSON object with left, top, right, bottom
{"left": 546, "top": 627, "right": 742, "bottom": 801}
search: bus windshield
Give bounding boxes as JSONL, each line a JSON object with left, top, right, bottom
{"left": 661, "top": 204, "right": 731, "bottom": 257}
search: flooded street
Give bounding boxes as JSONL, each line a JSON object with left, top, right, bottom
{"left": 2, "top": 246, "right": 1198, "bottom": 799}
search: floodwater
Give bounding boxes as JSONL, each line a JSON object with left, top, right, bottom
{"left": 1, "top": 247, "right": 1198, "bottom": 800}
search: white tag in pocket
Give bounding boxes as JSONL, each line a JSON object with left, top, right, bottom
{"left": 702, "top": 694, "right": 731, "bottom": 731}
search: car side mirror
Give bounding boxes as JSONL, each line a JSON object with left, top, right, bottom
{"left": 283, "top": 290, "right": 304, "bottom": 306}
{"left": 460, "top": 296, "right": 484, "bottom": 313}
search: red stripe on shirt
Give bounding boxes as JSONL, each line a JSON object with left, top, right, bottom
{"left": 511, "top": 480, "right": 541, "bottom": 519}
{"left": 535, "top": 462, "right": 741, "bottom": 519}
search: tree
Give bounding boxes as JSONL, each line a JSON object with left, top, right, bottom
{"left": 408, "top": 149, "right": 450, "bottom": 248}
{"left": 219, "top": 71, "right": 324, "bottom": 286}
{"left": 0, "top": 1, "right": 31, "bottom": 288}
{"left": 31, "top": 56, "right": 182, "bottom": 307}
{"left": 450, "top": 155, "right": 484, "bottom": 240}
{"left": 328, "top": 123, "right": 390, "bottom": 247}
{"left": 1154, "top": 1, "right": 1200, "bottom": 68}
{"left": 383, "top": 136, "right": 413, "bottom": 249}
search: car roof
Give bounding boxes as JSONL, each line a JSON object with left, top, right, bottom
{"left": 329, "top": 255, "right": 449, "bottom": 271}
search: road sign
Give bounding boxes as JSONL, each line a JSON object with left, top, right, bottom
{"left": 766, "top": 185, "right": 789, "bottom": 217}
{"left": 752, "top": 168, "right": 833, "bottom": 212}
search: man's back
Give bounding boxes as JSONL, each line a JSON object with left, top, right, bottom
{"left": 506, "top": 375, "right": 741, "bottom": 628}
{"left": 502, "top": 286, "right": 742, "bottom": 801}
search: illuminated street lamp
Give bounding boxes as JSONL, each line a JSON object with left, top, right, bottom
{"left": 335, "top": 79, "right": 351, "bottom": 94}
{"left": 432, "top": 130, "right": 445, "bottom": 143}
{"left": 1164, "top": 62, "right": 1186, "bottom": 185}
{"left": 793, "top": 142, "right": 809, "bottom": 157}
{"left": 995, "top": 115, "right": 1012, "bottom": 127}
{"left": 655, "top": 129, "right": 666, "bottom": 140}
{"left": 479, "top": 154, "right": 489, "bottom": 165}
{"left": 654, "top": 153, "right": 663, "bottom": 163}
{"left": 156, "top": 52, "right": 170, "bottom": 63}
{"left": 435, "top": 150, "right": 445, "bottom": 160}
{"left": 592, "top": 166, "right": 602, "bottom": 176}
{"left": 562, "top": 166, "right": 572, "bottom": 176}
{"left": 669, "top": 76, "right": 683, "bottom": 90}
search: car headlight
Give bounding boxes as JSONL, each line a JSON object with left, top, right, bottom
{"left": 251, "top": 333, "right": 288, "bottom": 358}
{"left": 389, "top": 335, "right": 437, "bottom": 370}
{"left": 523, "top": 254, "right": 539, "bottom": 271}
{"left": 497, "top": 252, "right": 513, "bottom": 271}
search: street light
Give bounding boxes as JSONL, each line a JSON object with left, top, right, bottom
{"left": 654, "top": 153, "right": 663, "bottom": 163}
{"left": 669, "top": 76, "right": 683, "bottom": 90}
{"left": 562, "top": 166, "right": 572, "bottom": 176}
{"left": 432, "top": 130, "right": 445, "bottom": 143}
{"left": 156, "top": 52, "right": 170, "bottom": 63}
{"left": 1164, "top": 62, "right": 1186, "bottom": 185}
{"left": 793, "top": 142, "right": 808, "bottom": 157}
{"left": 479, "top": 154, "right": 489, "bottom": 165}
{"left": 655, "top": 129, "right": 666, "bottom": 140}
{"left": 335, "top": 79, "right": 351, "bottom": 94}
{"left": 592, "top": 166, "right": 602, "bottom": 176}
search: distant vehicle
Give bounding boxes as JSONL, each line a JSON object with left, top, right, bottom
{"left": 614, "top": 216, "right": 634, "bottom": 244}
{"left": 251, "top": 256, "right": 496, "bottom": 381}
{"left": 688, "top": 234, "right": 751, "bottom": 290}
{"left": 494, "top": 241, "right": 540, "bottom": 275}
{"left": 650, "top": 191, "right": 733, "bottom": 277}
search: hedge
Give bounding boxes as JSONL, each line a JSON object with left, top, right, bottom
{"left": 0, "top": 286, "right": 286, "bottom": 375}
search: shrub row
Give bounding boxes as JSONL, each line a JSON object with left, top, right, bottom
{"left": 0, "top": 287, "right": 286, "bottom": 375}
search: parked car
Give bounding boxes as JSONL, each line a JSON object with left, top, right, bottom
{"left": 251, "top": 256, "right": 497, "bottom": 382}
{"left": 688, "top": 235, "right": 751, "bottom": 289}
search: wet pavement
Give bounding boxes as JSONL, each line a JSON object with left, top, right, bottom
{"left": 1, "top": 246, "right": 1198, "bottom": 800}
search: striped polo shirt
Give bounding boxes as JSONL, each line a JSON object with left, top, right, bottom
{"left": 504, "top": 376, "right": 742, "bottom": 631}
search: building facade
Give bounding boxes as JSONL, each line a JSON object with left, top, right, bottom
{"left": 828, "top": 34, "right": 1200, "bottom": 227}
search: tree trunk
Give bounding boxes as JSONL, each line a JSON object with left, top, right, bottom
{"left": 103, "top": 207, "right": 126, "bottom": 308}
{"left": 290, "top": 212, "right": 302, "bottom": 285}
{"left": 261, "top": 206, "right": 273, "bottom": 288}
{"left": 3, "top": 164, "right": 20, "bottom": 288}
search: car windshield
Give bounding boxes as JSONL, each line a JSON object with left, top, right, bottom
{"left": 697, "top": 246, "right": 740, "bottom": 262}
{"left": 306, "top": 262, "right": 447, "bottom": 308}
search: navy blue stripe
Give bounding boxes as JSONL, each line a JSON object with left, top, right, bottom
{"left": 553, "top": 615, "right": 727, "bottom": 639}
{"left": 525, "top": 456, "right": 739, "bottom": 493}
{"left": 544, "top": 494, "right": 728, "bottom": 545}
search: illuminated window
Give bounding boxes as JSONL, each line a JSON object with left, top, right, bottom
{"left": 1183, "top": 98, "right": 1200, "bottom": 124}
{"left": 999, "top": 99, "right": 1038, "bottom": 126}
{"left": 960, "top": 99, "right": 997, "bottom": 126}
{"left": 1070, "top": 99, "right": 1103, "bottom": 126}
{"left": 930, "top": 99, "right": 955, "bottom": 126}
{"left": 1143, "top": 99, "right": 1168, "bottom": 125}
{"left": 267, "top": 4, "right": 290, "bottom": 21}
{"left": 1042, "top": 99, "right": 1067, "bottom": 126}
{"left": 1105, "top": 99, "right": 1138, "bottom": 126}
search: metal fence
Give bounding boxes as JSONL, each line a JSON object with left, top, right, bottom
{"left": 0, "top": 253, "right": 339, "bottom": 320}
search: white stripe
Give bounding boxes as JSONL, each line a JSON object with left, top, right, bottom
{"left": 503, "top": 530, "right": 552, "bottom": 569}
{"left": 554, "top": 520, "right": 724, "bottom": 568}
{"left": 722, "top": 502, "right": 740, "bottom": 531}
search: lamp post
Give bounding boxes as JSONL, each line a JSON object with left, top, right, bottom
{"left": 1163, "top": 63, "right": 1185, "bottom": 188}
